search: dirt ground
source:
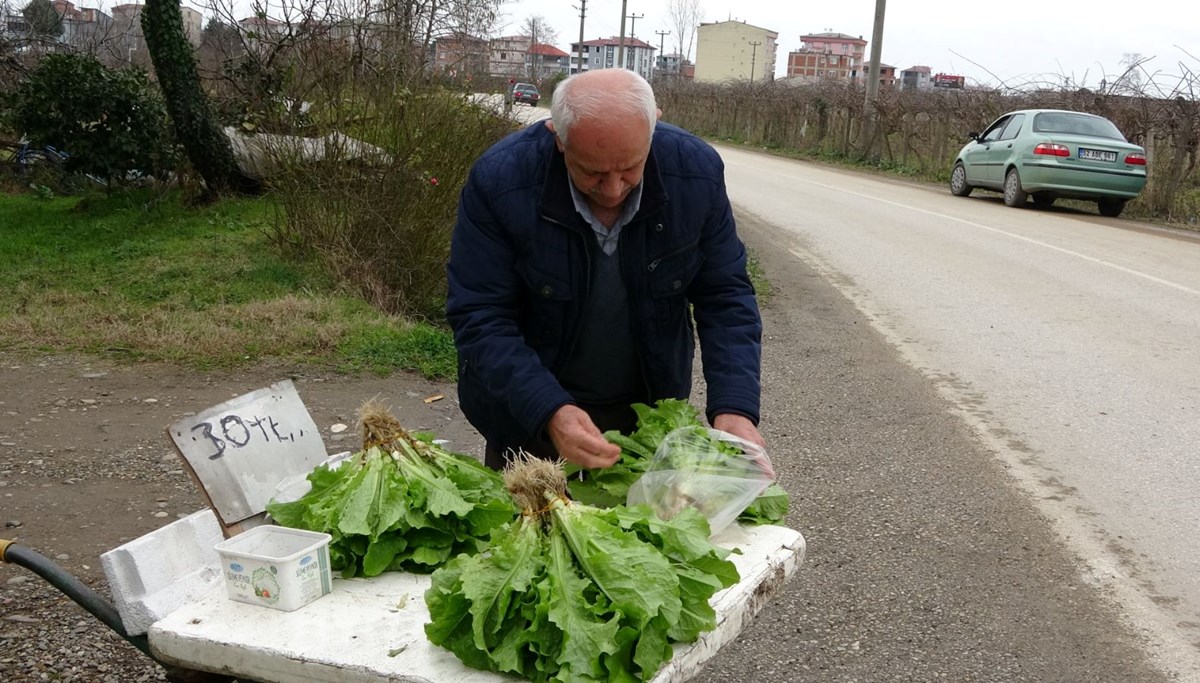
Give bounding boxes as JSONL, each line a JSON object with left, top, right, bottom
{"left": 0, "top": 355, "right": 479, "bottom": 681}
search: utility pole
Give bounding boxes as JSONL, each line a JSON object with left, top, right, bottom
{"left": 748, "top": 40, "right": 761, "bottom": 82}
{"left": 617, "top": 0, "right": 628, "bottom": 70}
{"left": 861, "top": 0, "right": 886, "bottom": 159}
{"left": 574, "top": 0, "right": 587, "bottom": 75}
{"left": 624, "top": 12, "right": 643, "bottom": 71}
{"left": 655, "top": 29, "right": 670, "bottom": 81}
{"left": 627, "top": 12, "right": 644, "bottom": 40}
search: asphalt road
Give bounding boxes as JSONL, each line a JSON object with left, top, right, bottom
{"left": 698, "top": 145, "right": 1199, "bottom": 682}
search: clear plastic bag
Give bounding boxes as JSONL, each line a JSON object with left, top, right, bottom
{"left": 626, "top": 426, "right": 775, "bottom": 535}
{"left": 269, "top": 451, "right": 353, "bottom": 505}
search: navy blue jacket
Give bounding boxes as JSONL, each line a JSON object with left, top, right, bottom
{"left": 446, "top": 120, "right": 762, "bottom": 448}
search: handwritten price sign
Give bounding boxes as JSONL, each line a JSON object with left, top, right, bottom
{"left": 190, "top": 413, "right": 307, "bottom": 461}
{"left": 167, "top": 380, "right": 329, "bottom": 527}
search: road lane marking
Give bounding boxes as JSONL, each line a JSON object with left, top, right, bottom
{"left": 783, "top": 238, "right": 1200, "bottom": 680}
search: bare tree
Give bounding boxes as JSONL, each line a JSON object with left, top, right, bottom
{"left": 199, "top": 0, "right": 504, "bottom": 86}
{"left": 522, "top": 14, "right": 555, "bottom": 79}
{"left": 444, "top": 0, "right": 502, "bottom": 38}
{"left": 22, "top": 0, "right": 63, "bottom": 38}
{"left": 1116, "top": 52, "right": 1146, "bottom": 93}
{"left": 666, "top": 0, "right": 700, "bottom": 63}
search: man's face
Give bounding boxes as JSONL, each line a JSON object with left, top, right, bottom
{"left": 555, "top": 117, "right": 652, "bottom": 211}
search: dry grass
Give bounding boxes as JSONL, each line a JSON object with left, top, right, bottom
{"left": 0, "top": 189, "right": 458, "bottom": 377}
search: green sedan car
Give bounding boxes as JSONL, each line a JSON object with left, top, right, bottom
{"left": 949, "top": 109, "right": 1147, "bottom": 217}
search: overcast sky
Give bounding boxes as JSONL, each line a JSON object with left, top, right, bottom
{"left": 501, "top": 0, "right": 1200, "bottom": 91}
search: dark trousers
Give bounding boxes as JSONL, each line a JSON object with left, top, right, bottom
{"left": 484, "top": 401, "right": 641, "bottom": 470}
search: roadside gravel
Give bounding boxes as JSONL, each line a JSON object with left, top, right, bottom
{"left": 1, "top": 358, "right": 471, "bottom": 682}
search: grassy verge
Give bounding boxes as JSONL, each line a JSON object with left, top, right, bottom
{"left": 1, "top": 184, "right": 774, "bottom": 379}
{"left": 745, "top": 248, "right": 772, "bottom": 305}
{"left": 0, "top": 189, "right": 457, "bottom": 379}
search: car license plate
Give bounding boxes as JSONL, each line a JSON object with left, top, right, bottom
{"left": 1078, "top": 147, "right": 1117, "bottom": 162}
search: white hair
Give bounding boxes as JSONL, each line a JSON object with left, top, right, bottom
{"left": 550, "top": 70, "right": 657, "bottom": 147}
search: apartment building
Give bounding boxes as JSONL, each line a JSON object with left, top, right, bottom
{"left": 527, "top": 42, "right": 569, "bottom": 79}
{"left": 694, "top": 19, "right": 777, "bottom": 83}
{"left": 2, "top": 0, "right": 116, "bottom": 55}
{"left": 570, "top": 36, "right": 656, "bottom": 80}
{"left": 489, "top": 35, "right": 529, "bottom": 77}
{"left": 860, "top": 61, "right": 897, "bottom": 87}
{"left": 900, "top": 65, "right": 932, "bottom": 89}
{"left": 432, "top": 32, "right": 490, "bottom": 77}
{"left": 656, "top": 52, "right": 685, "bottom": 79}
{"left": 786, "top": 32, "right": 866, "bottom": 81}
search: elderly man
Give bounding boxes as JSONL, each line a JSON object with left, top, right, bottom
{"left": 447, "top": 68, "right": 763, "bottom": 470}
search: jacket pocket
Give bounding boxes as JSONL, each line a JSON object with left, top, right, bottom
{"left": 647, "top": 240, "right": 701, "bottom": 299}
{"left": 517, "top": 260, "right": 572, "bottom": 300}
{"left": 517, "top": 261, "right": 574, "bottom": 351}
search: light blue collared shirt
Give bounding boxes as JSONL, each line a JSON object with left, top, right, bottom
{"left": 567, "top": 180, "right": 644, "bottom": 256}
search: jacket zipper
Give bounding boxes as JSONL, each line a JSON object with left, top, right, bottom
{"left": 646, "top": 239, "right": 699, "bottom": 272}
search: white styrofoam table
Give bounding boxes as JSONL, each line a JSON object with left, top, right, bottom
{"left": 148, "top": 524, "right": 805, "bottom": 683}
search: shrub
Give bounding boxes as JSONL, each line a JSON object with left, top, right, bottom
{"left": 10, "top": 53, "right": 176, "bottom": 182}
{"left": 269, "top": 85, "right": 516, "bottom": 320}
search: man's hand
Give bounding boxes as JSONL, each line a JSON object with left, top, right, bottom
{"left": 547, "top": 404, "right": 622, "bottom": 469}
{"left": 713, "top": 413, "right": 773, "bottom": 477}
{"left": 712, "top": 413, "right": 765, "bottom": 447}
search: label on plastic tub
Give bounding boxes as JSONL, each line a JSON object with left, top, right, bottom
{"left": 215, "top": 526, "right": 332, "bottom": 612}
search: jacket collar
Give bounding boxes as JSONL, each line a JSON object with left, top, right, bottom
{"left": 539, "top": 126, "right": 668, "bottom": 227}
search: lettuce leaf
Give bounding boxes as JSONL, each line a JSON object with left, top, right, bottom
{"left": 266, "top": 438, "right": 516, "bottom": 578}
{"left": 567, "top": 399, "right": 790, "bottom": 525}
{"left": 425, "top": 493, "right": 740, "bottom": 682}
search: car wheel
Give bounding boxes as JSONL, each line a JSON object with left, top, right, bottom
{"left": 1098, "top": 199, "right": 1126, "bottom": 217}
{"left": 949, "top": 162, "right": 973, "bottom": 197}
{"left": 1032, "top": 194, "right": 1056, "bottom": 209}
{"left": 1003, "top": 168, "right": 1028, "bottom": 207}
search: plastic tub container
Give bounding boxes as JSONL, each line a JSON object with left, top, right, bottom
{"left": 214, "top": 525, "right": 332, "bottom": 611}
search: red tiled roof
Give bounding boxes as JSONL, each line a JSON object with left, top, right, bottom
{"left": 528, "top": 43, "right": 568, "bottom": 57}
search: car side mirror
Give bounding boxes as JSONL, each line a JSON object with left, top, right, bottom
{"left": 966, "top": 131, "right": 980, "bottom": 142}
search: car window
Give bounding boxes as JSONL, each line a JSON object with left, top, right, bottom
{"left": 999, "top": 113, "right": 1026, "bottom": 141}
{"left": 981, "top": 116, "right": 1010, "bottom": 142}
{"left": 1033, "top": 112, "right": 1126, "bottom": 141}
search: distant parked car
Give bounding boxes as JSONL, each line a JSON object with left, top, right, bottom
{"left": 949, "top": 109, "right": 1147, "bottom": 217}
{"left": 511, "top": 82, "right": 540, "bottom": 106}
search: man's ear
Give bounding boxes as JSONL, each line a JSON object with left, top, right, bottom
{"left": 545, "top": 120, "right": 565, "bottom": 152}
{"left": 656, "top": 108, "right": 663, "bottom": 120}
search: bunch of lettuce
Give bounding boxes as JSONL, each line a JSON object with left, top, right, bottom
{"left": 565, "top": 399, "right": 789, "bottom": 525}
{"left": 424, "top": 455, "right": 739, "bottom": 682}
{"left": 266, "top": 405, "right": 516, "bottom": 577}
